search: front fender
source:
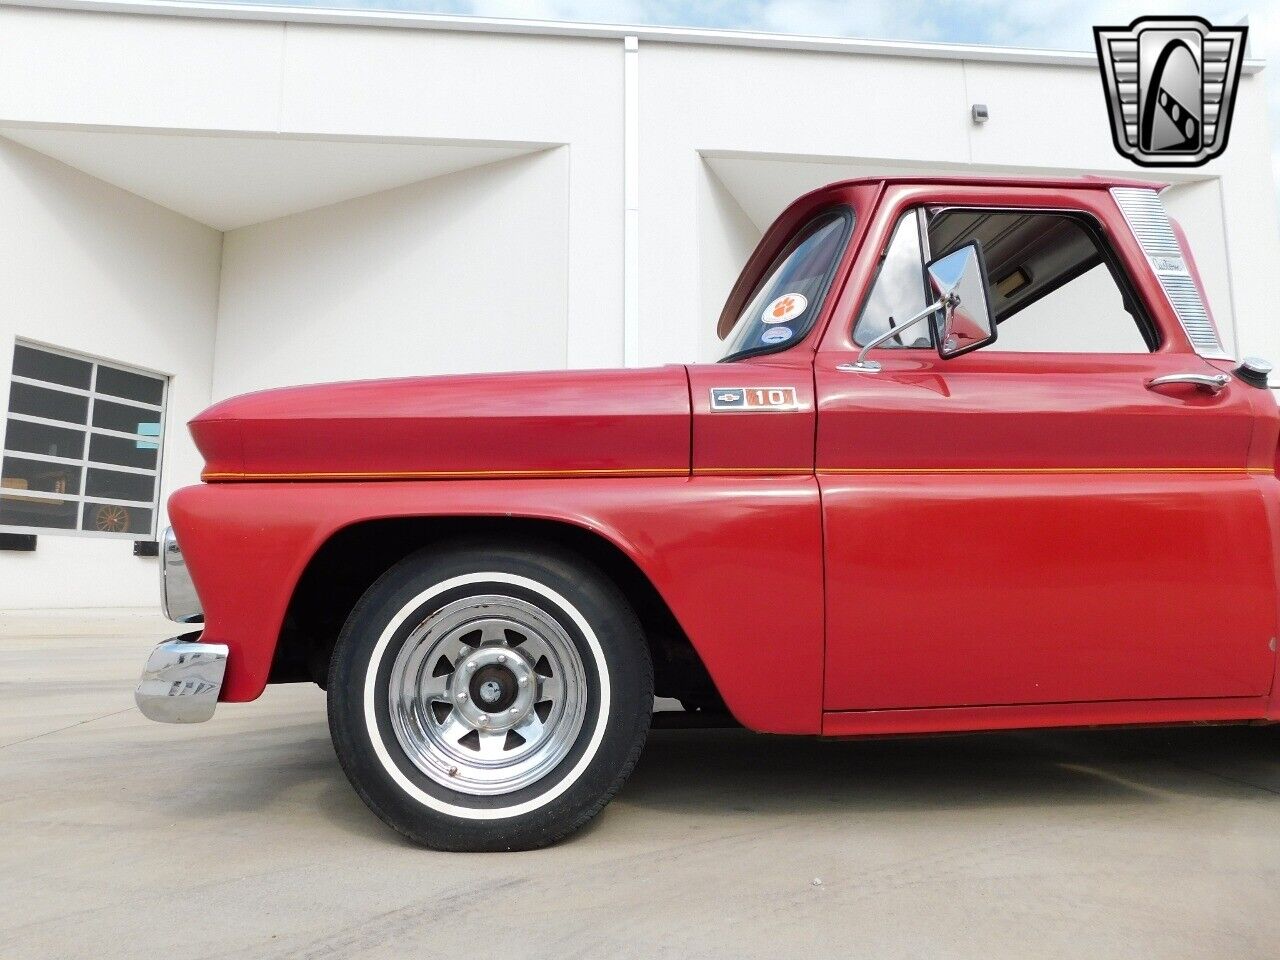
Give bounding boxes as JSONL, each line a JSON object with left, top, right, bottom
{"left": 169, "top": 475, "right": 824, "bottom": 734}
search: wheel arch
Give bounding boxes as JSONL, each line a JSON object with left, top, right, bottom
{"left": 272, "top": 514, "right": 727, "bottom": 715}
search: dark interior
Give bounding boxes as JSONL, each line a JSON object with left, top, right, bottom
{"left": 928, "top": 209, "right": 1103, "bottom": 322}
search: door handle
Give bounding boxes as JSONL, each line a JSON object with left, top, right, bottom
{"left": 1146, "top": 373, "right": 1231, "bottom": 394}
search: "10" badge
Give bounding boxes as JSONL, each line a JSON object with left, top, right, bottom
{"left": 709, "top": 386, "right": 800, "bottom": 412}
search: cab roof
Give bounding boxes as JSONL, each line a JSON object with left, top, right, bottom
{"left": 800, "top": 174, "right": 1168, "bottom": 199}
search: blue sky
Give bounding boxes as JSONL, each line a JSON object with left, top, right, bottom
{"left": 214, "top": 1, "right": 1276, "bottom": 180}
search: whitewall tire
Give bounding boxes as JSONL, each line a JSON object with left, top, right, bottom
{"left": 327, "top": 540, "right": 653, "bottom": 850}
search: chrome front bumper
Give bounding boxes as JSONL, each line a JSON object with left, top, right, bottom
{"left": 135, "top": 635, "right": 229, "bottom": 723}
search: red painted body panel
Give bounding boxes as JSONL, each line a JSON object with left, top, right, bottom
{"left": 815, "top": 350, "right": 1257, "bottom": 472}
{"left": 820, "top": 470, "right": 1275, "bottom": 708}
{"left": 169, "top": 175, "right": 1280, "bottom": 737}
{"left": 815, "top": 350, "right": 1277, "bottom": 710}
{"left": 813, "top": 182, "right": 1279, "bottom": 712}
{"left": 192, "top": 366, "right": 692, "bottom": 481}
{"left": 687, "top": 359, "right": 815, "bottom": 476}
{"left": 169, "top": 476, "right": 826, "bottom": 734}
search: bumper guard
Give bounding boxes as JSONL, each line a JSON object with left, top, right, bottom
{"left": 135, "top": 634, "right": 229, "bottom": 723}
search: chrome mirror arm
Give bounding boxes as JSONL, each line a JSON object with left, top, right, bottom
{"left": 840, "top": 294, "right": 955, "bottom": 373}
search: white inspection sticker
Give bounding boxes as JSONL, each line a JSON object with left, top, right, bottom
{"left": 762, "top": 293, "right": 808, "bottom": 324}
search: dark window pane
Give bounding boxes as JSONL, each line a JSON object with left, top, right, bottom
{"left": 96, "top": 366, "right": 164, "bottom": 406}
{"left": 85, "top": 468, "right": 154, "bottom": 503}
{"left": 82, "top": 501, "right": 151, "bottom": 535}
{"left": 7, "top": 381, "right": 89, "bottom": 425}
{"left": 3, "top": 419, "right": 85, "bottom": 460}
{"left": 92, "top": 399, "right": 162, "bottom": 438}
{"left": 12, "top": 345, "right": 91, "bottom": 390}
{"left": 722, "top": 209, "right": 853, "bottom": 362}
{"left": 1, "top": 492, "right": 77, "bottom": 530}
{"left": 88, "top": 433, "right": 157, "bottom": 470}
{"left": 1, "top": 456, "right": 80, "bottom": 495}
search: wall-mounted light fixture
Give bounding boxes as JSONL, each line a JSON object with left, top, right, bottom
{"left": 971, "top": 104, "right": 989, "bottom": 124}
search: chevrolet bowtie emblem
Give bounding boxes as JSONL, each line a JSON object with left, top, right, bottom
{"left": 1094, "top": 16, "right": 1247, "bottom": 167}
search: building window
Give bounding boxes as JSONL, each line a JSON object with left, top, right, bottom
{"left": 0, "top": 342, "right": 167, "bottom": 539}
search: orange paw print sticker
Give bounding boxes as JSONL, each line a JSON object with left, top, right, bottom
{"left": 762, "top": 293, "right": 808, "bottom": 325}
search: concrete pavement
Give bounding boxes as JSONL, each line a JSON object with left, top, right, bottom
{"left": 2, "top": 619, "right": 1279, "bottom": 959}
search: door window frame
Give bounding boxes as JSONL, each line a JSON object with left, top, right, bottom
{"left": 851, "top": 204, "right": 1160, "bottom": 354}
{"left": 819, "top": 184, "right": 1193, "bottom": 358}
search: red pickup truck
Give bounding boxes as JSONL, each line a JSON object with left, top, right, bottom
{"left": 138, "top": 175, "right": 1279, "bottom": 851}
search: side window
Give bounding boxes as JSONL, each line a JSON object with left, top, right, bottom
{"left": 853, "top": 211, "right": 931, "bottom": 348}
{"left": 926, "top": 209, "right": 1155, "bottom": 353}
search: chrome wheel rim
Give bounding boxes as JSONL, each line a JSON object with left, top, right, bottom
{"left": 387, "top": 594, "right": 588, "bottom": 796}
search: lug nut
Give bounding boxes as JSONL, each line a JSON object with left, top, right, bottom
{"left": 518, "top": 677, "right": 528, "bottom": 687}
{"left": 497, "top": 654, "right": 507, "bottom": 663}
{"left": 509, "top": 707, "right": 519, "bottom": 716}
{"left": 458, "top": 646, "right": 471, "bottom": 657}
{"left": 478, "top": 714, "right": 489, "bottom": 726}
{"left": 458, "top": 692, "right": 468, "bottom": 702}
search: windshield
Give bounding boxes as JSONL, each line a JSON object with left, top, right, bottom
{"left": 720, "top": 208, "right": 853, "bottom": 362}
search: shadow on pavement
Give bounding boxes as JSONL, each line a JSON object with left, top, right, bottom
{"left": 621, "top": 723, "right": 1280, "bottom": 816}
{"left": 140, "top": 711, "right": 1280, "bottom": 844}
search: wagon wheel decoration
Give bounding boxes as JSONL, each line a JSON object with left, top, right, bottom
{"left": 93, "top": 504, "right": 131, "bottom": 533}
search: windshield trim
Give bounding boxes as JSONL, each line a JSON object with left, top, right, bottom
{"left": 718, "top": 205, "right": 854, "bottom": 364}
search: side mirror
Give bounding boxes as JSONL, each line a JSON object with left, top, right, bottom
{"left": 844, "top": 239, "right": 997, "bottom": 374}
{"left": 926, "top": 241, "right": 997, "bottom": 359}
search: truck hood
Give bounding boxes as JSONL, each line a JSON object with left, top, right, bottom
{"left": 191, "top": 366, "right": 692, "bottom": 481}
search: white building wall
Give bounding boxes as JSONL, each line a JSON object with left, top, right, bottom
{"left": 274, "top": 24, "right": 625, "bottom": 370}
{"left": 216, "top": 149, "right": 570, "bottom": 397}
{"left": 0, "top": 138, "right": 221, "bottom": 609}
{"left": 0, "top": 6, "right": 626, "bottom": 371}
{"left": 697, "top": 163, "right": 762, "bottom": 362}
{"left": 0, "top": 5, "right": 285, "bottom": 131}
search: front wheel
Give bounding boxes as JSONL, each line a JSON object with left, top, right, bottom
{"left": 328, "top": 540, "right": 653, "bottom": 850}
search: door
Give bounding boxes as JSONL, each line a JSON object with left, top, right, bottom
{"left": 818, "top": 190, "right": 1278, "bottom": 711}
